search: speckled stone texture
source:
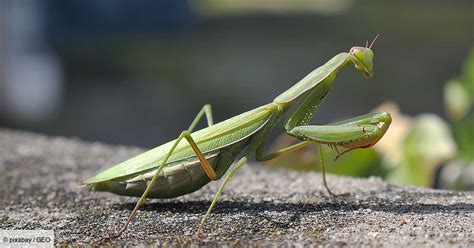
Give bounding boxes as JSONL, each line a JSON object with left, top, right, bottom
{"left": 0, "top": 129, "right": 472, "bottom": 247}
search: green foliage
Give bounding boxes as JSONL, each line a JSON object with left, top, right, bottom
{"left": 448, "top": 47, "right": 474, "bottom": 160}
{"left": 460, "top": 48, "right": 474, "bottom": 96}
{"left": 388, "top": 114, "right": 456, "bottom": 186}
{"left": 453, "top": 117, "right": 474, "bottom": 160}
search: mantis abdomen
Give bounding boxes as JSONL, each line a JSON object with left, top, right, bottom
{"left": 91, "top": 139, "right": 250, "bottom": 198}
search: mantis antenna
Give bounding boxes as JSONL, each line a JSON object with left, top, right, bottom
{"left": 369, "top": 33, "right": 381, "bottom": 49}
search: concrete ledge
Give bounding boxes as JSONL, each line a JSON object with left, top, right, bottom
{"left": 0, "top": 129, "right": 472, "bottom": 246}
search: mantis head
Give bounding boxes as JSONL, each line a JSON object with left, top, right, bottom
{"left": 349, "top": 46, "right": 374, "bottom": 78}
{"left": 349, "top": 34, "right": 379, "bottom": 78}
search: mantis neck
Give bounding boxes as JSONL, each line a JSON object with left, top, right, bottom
{"left": 273, "top": 53, "right": 351, "bottom": 109}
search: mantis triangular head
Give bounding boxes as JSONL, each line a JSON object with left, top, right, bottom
{"left": 349, "top": 34, "right": 380, "bottom": 78}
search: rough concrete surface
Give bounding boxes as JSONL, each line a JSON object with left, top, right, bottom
{"left": 0, "top": 129, "right": 472, "bottom": 247}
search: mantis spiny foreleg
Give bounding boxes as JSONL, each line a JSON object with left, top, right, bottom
{"left": 288, "top": 112, "right": 391, "bottom": 194}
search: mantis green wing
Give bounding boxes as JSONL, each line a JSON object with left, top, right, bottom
{"left": 84, "top": 103, "right": 274, "bottom": 185}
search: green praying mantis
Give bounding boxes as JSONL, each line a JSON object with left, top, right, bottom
{"left": 84, "top": 35, "right": 391, "bottom": 239}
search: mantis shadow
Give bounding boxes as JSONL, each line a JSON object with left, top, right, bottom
{"left": 111, "top": 189, "right": 473, "bottom": 216}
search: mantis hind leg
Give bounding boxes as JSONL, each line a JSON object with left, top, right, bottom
{"left": 102, "top": 104, "right": 217, "bottom": 241}
{"left": 189, "top": 104, "right": 214, "bottom": 129}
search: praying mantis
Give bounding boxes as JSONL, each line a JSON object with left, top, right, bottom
{"left": 84, "top": 35, "right": 391, "bottom": 239}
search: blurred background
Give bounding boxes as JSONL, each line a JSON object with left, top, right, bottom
{"left": 0, "top": 0, "right": 473, "bottom": 190}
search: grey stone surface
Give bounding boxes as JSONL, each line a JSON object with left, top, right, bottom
{"left": 0, "top": 129, "right": 472, "bottom": 247}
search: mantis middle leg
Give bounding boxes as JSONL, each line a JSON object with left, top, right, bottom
{"left": 195, "top": 156, "right": 248, "bottom": 238}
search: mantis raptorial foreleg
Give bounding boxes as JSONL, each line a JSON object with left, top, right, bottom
{"left": 103, "top": 104, "right": 217, "bottom": 240}
{"left": 290, "top": 113, "right": 390, "bottom": 147}
{"left": 290, "top": 112, "right": 391, "bottom": 194}
{"left": 255, "top": 112, "right": 391, "bottom": 196}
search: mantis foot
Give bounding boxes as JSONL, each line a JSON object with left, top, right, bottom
{"left": 98, "top": 234, "right": 118, "bottom": 244}
{"left": 192, "top": 227, "right": 205, "bottom": 244}
{"left": 98, "top": 232, "right": 122, "bottom": 243}
{"left": 325, "top": 190, "right": 350, "bottom": 198}
{"left": 98, "top": 224, "right": 128, "bottom": 243}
